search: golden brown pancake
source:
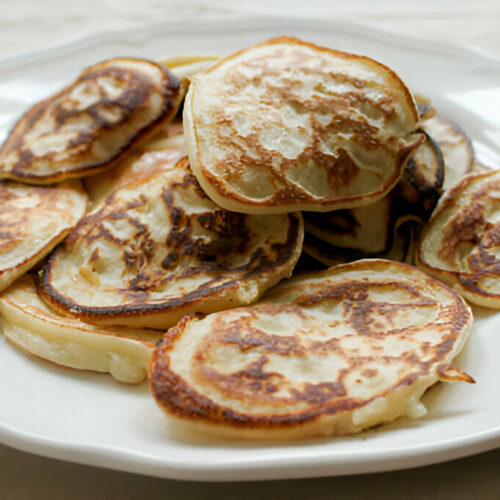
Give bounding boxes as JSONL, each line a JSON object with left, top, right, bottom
{"left": 0, "top": 275, "right": 161, "bottom": 384}
{"left": 0, "top": 58, "right": 184, "bottom": 184}
{"left": 303, "top": 219, "right": 417, "bottom": 267}
{"left": 158, "top": 55, "right": 219, "bottom": 81}
{"left": 391, "top": 130, "right": 444, "bottom": 223}
{"left": 149, "top": 259, "right": 473, "bottom": 440}
{"left": 83, "top": 119, "right": 186, "bottom": 208}
{"left": 304, "top": 196, "right": 393, "bottom": 254}
{"left": 414, "top": 94, "right": 436, "bottom": 121}
{"left": 303, "top": 132, "right": 443, "bottom": 255}
{"left": 422, "top": 114, "right": 474, "bottom": 191}
{"left": 184, "top": 36, "right": 423, "bottom": 214}
{"left": 39, "top": 157, "right": 303, "bottom": 329}
{"left": 418, "top": 169, "right": 500, "bottom": 307}
{"left": 0, "top": 179, "right": 87, "bottom": 292}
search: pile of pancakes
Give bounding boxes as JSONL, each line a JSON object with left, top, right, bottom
{"left": 0, "top": 37, "right": 488, "bottom": 440}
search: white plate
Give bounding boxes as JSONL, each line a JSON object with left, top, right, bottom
{"left": 1, "top": 17, "right": 500, "bottom": 482}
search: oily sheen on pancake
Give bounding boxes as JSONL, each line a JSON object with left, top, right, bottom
{"left": 39, "top": 157, "right": 303, "bottom": 329}
{"left": 0, "top": 179, "right": 87, "bottom": 293}
{"left": 0, "top": 58, "right": 183, "bottom": 184}
{"left": 184, "top": 37, "right": 423, "bottom": 214}
{"left": 149, "top": 259, "right": 473, "bottom": 440}
{"left": 0, "top": 275, "right": 161, "bottom": 384}
{"left": 418, "top": 170, "right": 500, "bottom": 307}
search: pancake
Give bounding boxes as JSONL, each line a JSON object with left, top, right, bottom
{"left": 158, "top": 55, "right": 219, "bottom": 81}
{"left": 0, "top": 179, "right": 87, "bottom": 293}
{"left": 391, "top": 130, "right": 444, "bottom": 223}
{"left": 184, "top": 36, "right": 423, "bottom": 214}
{"left": 149, "top": 259, "right": 473, "bottom": 440}
{"left": 303, "top": 131, "right": 443, "bottom": 254}
{"left": 0, "top": 275, "right": 161, "bottom": 383}
{"left": 83, "top": 119, "right": 186, "bottom": 208}
{"left": 418, "top": 169, "right": 500, "bottom": 307}
{"left": 0, "top": 58, "right": 184, "bottom": 184}
{"left": 304, "top": 196, "right": 393, "bottom": 254}
{"left": 422, "top": 114, "right": 474, "bottom": 191}
{"left": 303, "top": 219, "right": 417, "bottom": 267}
{"left": 39, "top": 157, "right": 303, "bottom": 329}
{"left": 414, "top": 94, "right": 436, "bottom": 121}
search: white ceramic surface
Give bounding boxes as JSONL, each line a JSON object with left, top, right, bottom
{"left": 0, "top": 17, "right": 499, "bottom": 482}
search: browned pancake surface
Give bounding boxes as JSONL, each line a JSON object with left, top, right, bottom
{"left": 184, "top": 37, "right": 423, "bottom": 214}
{"left": 0, "top": 58, "right": 183, "bottom": 184}
{"left": 418, "top": 169, "right": 500, "bottom": 307}
{"left": 149, "top": 259, "right": 473, "bottom": 440}
{"left": 39, "top": 158, "right": 303, "bottom": 328}
{"left": 0, "top": 179, "right": 87, "bottom": 292}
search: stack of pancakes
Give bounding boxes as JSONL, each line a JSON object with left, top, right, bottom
{"left": 0, "top": 37, "right": 486, "bottom": 439}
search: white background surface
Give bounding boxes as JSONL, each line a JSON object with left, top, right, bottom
{"left": 1, "top": 1, "right": 500, "bottom": 498}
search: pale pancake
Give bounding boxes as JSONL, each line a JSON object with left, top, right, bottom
{"left": 158, "top": 55, "right": 219, "bottom": 80}
{"left": 0, "top": 275, "right": 161, "bottom": 383}
{"left": 418, "top": 169, "right": 500, "bottom": 307}
{"left": 39, "top": 157, "right": 303, "bottom": 329}
{"left": 422, "top": 114, "right": 474, "bottom": 190}
{"left": 0, "top": 179, "right": 87, "bottom": 293}
{"left": 304, "top": 196, "right": 393, "bottom": 254}
{"left": 414, "top": 94, "right": 436, "bottom": 121}
{"left": 303, "top": 132, "right": 443, "bottom": 254}
{"left": 184, "top": 36, "right": 423, "bottom": 214}
{"left": 0, "top": 58, "right": 184, "bottom": 184}
{"left": 83, "top": 119, "right": 186, "bottom": 208}
{"left": 149, "top": 259, "right": 473, "bottom": 440}
{"left": 303, "top": 219, "right": 417, "bottom": 267}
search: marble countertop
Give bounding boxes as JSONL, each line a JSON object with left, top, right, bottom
{"left": 1, "top": 1, "right": 499, "bottom": 498}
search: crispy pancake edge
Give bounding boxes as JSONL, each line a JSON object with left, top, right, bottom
{"left": 37, "top": 191, "right": 304, "bottom": 329}
{"left": 0, "top": 180, "right": 88, "bottom": 292}
{"left": 0, "top": 58, "right": 185, "bottom": 184}
{"left": 417, "top": 170, "right": 500, "bottom": 307}
{"left": 184, "top": 36, "right": 423, "bottom": 214}
{"left": 149, "top": 259, "right": 473, "bottom": 439}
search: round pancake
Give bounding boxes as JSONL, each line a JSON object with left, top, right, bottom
{"left": 304, "top": 196, "right": 393, "bottom": 254}
{"left": 158, "top": 55, "right": 219, "bottom": 81}
{"left": 418, "top": 169, "right": 500, "bottom": 307}
{"left": 390, "top": 130, "right": 444, "bottom": 223}
{"left": 39, "top": 157, "right": 303, "bottom": 329}
{"left": 413, "top": 93, "right": 436, "bottom": 121}
{"left": 422, "top": 114, "right": 474, "bottom": 191}
{"left": 184, "top": 36, "right": 423, "bottom": 214}
{"left": 0, "top": 58, "right": 184, "bottom": 184}
{"left": 0, "top": 179, "right": 87, "bottom": 293}
{"left": 0, "top": 275, "right": 161, "bottom": 384}
{"left": 303, "top": 219, "right": 418, "bottom": 268}
{"left": 149, "top": 259, "right": 473, "bottom": 440}
{"left": 303, "top": 132, "right": 443, "bottom": 255}
{"left": 83, "top": 119, "right": 186, "bottom": 208}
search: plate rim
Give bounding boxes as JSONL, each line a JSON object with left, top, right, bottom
{"left": 0, "top": 14, "right": 499, "bottom": 72}
{"left": 1, "top": 411, "right": 500, "bottom": 481}
{"left": 0, "top": 15, "right": 500, "bottom": 482}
